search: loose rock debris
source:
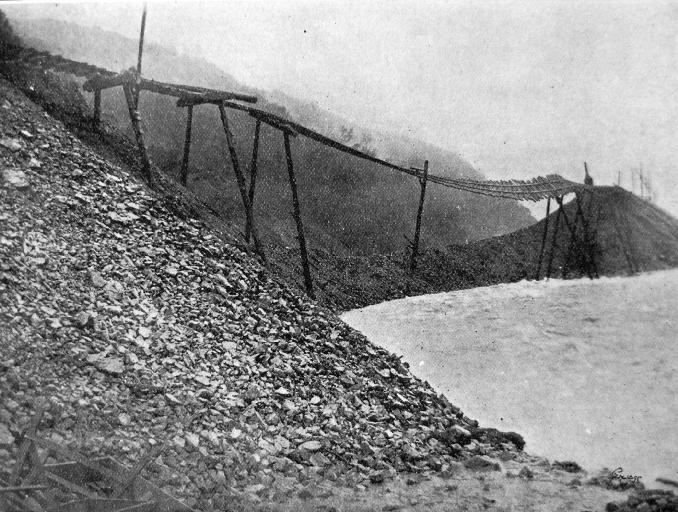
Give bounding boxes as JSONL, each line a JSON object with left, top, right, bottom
{"left": 3, "top": 75, "right": 673, "bottom": 511}
{"left": 0, "top": 76, "right": 527, "bottom": 510}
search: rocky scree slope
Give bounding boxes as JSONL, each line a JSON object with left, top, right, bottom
{"left": 0, "top": 79, "right": 527, "bottom": 509}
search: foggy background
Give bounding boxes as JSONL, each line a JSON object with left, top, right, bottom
{"left": 7, "top": 0, "right": 678, "bottom": 217}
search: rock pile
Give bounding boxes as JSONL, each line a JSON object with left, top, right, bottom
{"left": 0, "top": 78, "right": 524, "bottom": 510}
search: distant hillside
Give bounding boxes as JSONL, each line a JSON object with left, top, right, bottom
{"left": 9, "top": 17, "right": 535, "bottom": 254}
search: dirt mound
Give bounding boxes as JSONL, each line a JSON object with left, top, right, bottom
{"left": 306, "top": 187, "right": 678, "bottom": 310}
{"left": 421, "top": 186, "right": 678, "bottom": 284}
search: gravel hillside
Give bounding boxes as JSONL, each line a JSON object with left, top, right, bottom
{"left": 0, "top": 78, "right": 531, "bottom": 509}
{"left": 3, "top": 67, "right": 676, "bottom": 511}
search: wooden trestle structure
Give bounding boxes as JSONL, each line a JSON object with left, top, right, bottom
{"left": 1, "top": 26, "right": 600, "bottom": 297}
{"left": 534, "top": 190, "right": 599, "bottom": 280}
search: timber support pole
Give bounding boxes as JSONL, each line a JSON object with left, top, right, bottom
{"left": 180, "top": 104, "right": 193, "bottom": 186}
{"left": 218, "top": 104, "right": 266, "bottom": 263}
{"left": 245, "top": 119, "right": 261, "bottom": 243}
{"left": 409, "top": 160, "right": 429, "bottom": 275}
{"left": 545, "top": 196, "right": 563, "bottom": 279}
{"left": 535, "top": 197, "right": 551, "bottom": 279}
{"left": 283, "top": 131, "right": 315, "bottom": 298}
{"left": 93, "top": 88, "right": 101, "bottom": 127}
{"left": 134, "top": 3, "right": 147, "bottom": 108}
{"left": 557, "top": 195, "right": 586, "bottom": 278}
{"left": 122, "top": 83, "right": 151, "bottom": 179}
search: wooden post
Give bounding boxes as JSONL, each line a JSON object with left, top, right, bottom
{"left": 545, "top": 197, "right": 563, "bottom": 279}
{"left": 535, "top": 197, "right": 551, "bottom": 279}
{"left": 122, "top": 83, "right": 151, "bottom": 179}
{"left": 180, "top": 105, "right": 193, "bottom": 186}
{"left": 134, "top": 3, "right": 147, "bottom": 108}
{"left": 283, "top": 131, "right": 314, "bottom": 298}
{"left": 245, "top": 119, "right": 261, "bottom": 242}
{"left": 557, "top": 196, "right": 581, "bottom": 278}
{"left": 409, "top": 160, "right": 429, "bottom": 275}
{"left": 93, "top": 89, "right": 101, "bottom": 127}
{"left": 217, "top": 104, "right": 266, "bottom": 262}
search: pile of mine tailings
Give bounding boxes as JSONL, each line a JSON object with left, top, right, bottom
{"left": 415, "top": 186, "right": 678, "bottom": 291}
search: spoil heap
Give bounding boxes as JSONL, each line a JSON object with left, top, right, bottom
{"left": 414, "top": 186, "right": 678, "bottom": 289}
{"left": 312, "top": 187, "right": 678, "bottom": 310}
{"left": 0, "top": 79, "right": 526, "bottom": 509}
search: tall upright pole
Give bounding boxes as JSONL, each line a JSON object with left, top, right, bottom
{"left": 409, "top": 160, "right": 429, "bottom": 275}
{"left": 93, "top": 88, "right": 101, "bottom": 127}
{"left": 122, "top": 83, "right": 151, "bottom": 179}
{"left": 134, "top": 3, "right": 147, "bottom": 108}
{"left": 284, "top": 131, "right": 314, "bottom": 298}
{"left": 245, "top": 119, "right": 261, "bottom": 243}
{"left": 545, "top": 196, "right": 563, "bottom": 279}
{"left": 180, "top": 105, "right": 193, "bottom": 186}
{"left": 535, "top": 197, "right": 551, "bottom": 279}
{"left": 218, "top": 104, "right": 266, "bottom": 263}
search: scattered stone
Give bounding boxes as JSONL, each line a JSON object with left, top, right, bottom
{"left": 74, "top": 311, "right": 94, "bottom": 328}
{"left": 86, "top": 354, "right": 124, "bottom": 375}
{"left": 165, "top": 393, "right": 181, "bottom": 405}
{"left": 275, "top": 386, "right": 291, "bottom": 396}
{"left": 2, "top": 169, "right": 29, "bottom": 188}
{"left": 299, "top": 440, "right": 322, "bottom": 452}
{"left": 0, "top": 424, "right": 15, "bottom": 446}
{"left": 89, "top": 271, "right": 106, "bottom": 288}
{"left": 463, "top": 455, "right": 501, "bottom": 471}
{"left": 185, "top": 432, "right": 200, "bottom": 449}
{"left": 0, "top": 138, "right": 22, "bottom": 151}
{"left": 245, "top": 484, "right": 266, "bottom": 495}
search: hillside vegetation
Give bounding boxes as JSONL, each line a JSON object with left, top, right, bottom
{"left": 10, "top": 17, "right": 534, "bottom": 255}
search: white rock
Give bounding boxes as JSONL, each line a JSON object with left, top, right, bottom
{"left": 0, "top": 424, "right": 14, "bottom": 446}
{"left": 185, "top": 432, "right": 200, "bottom": 449}
{"left": 0, "top": 138, "right": 22, "bottom": 151}
{"left": 299, "top": 440, "right": 322, "bottom": 452}
{"left": 2, "top": 169, "right": 29, "bottom": 189}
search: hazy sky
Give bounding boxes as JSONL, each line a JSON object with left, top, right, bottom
{"left": 7, "top": 0, "right": 678, "bottom": 215}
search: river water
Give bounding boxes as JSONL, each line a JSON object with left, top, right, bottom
{"left": 342, "top": 270, "right": 678, "bottom": 488}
